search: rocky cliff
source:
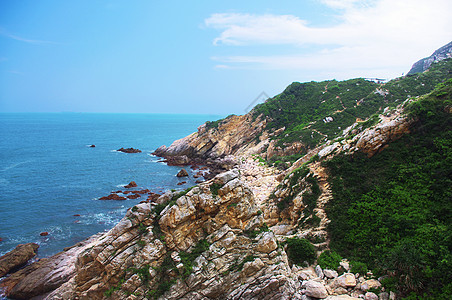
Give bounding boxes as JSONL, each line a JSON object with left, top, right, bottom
{"left": 407, "top": 41, "right": 452, "bottom": 74}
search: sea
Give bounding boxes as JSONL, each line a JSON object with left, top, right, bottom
{"left": 0, "top": 113, "right": 222, "bottom": 258}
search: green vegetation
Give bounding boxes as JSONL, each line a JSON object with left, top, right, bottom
{"left": 104, "top": 277, "right": 125, "bottom": 297}
{"left": 285, "top": 237, "right": 316, "bottom": 265}
{"left": 179, "top": 239, "right": 210, "bottom": 277}
{"left": 205, "top": 114, "right": 235, "bottom": 130}
{"left": 230, "top": 255, "right": 256, "bottom": 272}
{"left": 148, "top": 253, "right": 177, "bottom": 299}
{"left": 275, "top": 166, "right": 321, "bottom": 226}
{"left": 129, "top": 264, "right": 151, "bottom": 284}
{"left": 317, "top": 250, "right": 342, "bottom": 270}
{"left": 267, "top": 153, "right": 303, "bottom": 170}
{"left": 210, "top": 182, "right": 223, "bottom": 196}
{"left": 323, "top": 80, "right": 452, "bottom": 298}
{"left": 244, "top": 223, "right": 270, "bottom": 239}
{"left": 250, "top": 60, "right": 452, "bottom": 158}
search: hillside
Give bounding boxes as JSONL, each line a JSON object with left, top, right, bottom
{"left": 407, "top": 41, "right": 452, "bottom": 75}
{"left": 1, "top": 47, "right": 451, "bottom": 300}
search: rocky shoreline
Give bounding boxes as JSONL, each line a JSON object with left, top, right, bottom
{"left": 0, "top": 99, "right": 415, "bottom": 300}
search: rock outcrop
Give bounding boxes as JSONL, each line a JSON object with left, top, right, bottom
{"left": 407, "top": 41, "right": 452, "bottom": 74}
{"left": 0, "top": 235, "right": 100, "bottom": 299}
{"left": 117, "top": 148, "right": 142, "bottom": 153}
{"left": 0, "top": 243, "right": 39, "bottom": 277}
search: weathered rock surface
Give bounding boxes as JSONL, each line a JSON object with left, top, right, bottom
{"left": 0, "top": 235, "right": 100, "bottom": 299}
{"left": 304, "top": 280, "right": 328, "bottom": 298}
{"left": 0, "top": 243, "right": 39, "bottom": 277}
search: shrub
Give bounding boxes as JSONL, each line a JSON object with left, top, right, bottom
{"left": 285, "top": 237, "right": 316, "bottom": 265}
{"left": 317, "top": 250, "right": 342, "bottom": 270}
{"left": 350, "top": 261, "right": 368, "bottom": 275}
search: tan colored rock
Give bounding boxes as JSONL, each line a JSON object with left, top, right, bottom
{"left": 0, "top": 243, "right": 39, "bottom": 277}
{"left": 0, "top": 235, "right": 100, "bottom": 299}
{"left": 255, "top": 232, "right": 278, "bottom": 253}
{"left": 333, "top": 273, "right": 357, "bottom": 288}
{"left": 361, "top": 279, "right": 381, "bottom": 291}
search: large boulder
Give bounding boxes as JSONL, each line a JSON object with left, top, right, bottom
{"left": 361, "top": 279, "right": 381, "bottom": 291}
{"left": 333, "top": 273, "right": 357, "bottom": 288}
{"left": 0, "top": 234, "right": 100, "bottom": 299}
{"left": 304, "top": 280, "right": 328, "bottom": 298}
{"left": 0, "top": 243, "right": 39, "bottom": 277}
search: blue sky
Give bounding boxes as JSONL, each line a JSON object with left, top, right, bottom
{"left": 0, "top": 0, "right": 451, "bottom": 114}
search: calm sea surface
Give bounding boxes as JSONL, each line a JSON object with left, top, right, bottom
{"left": 0, "top": 113, "right": 221, "bottom": 257}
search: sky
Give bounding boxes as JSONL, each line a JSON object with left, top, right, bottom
{"left": 0, "top": 0, "right": 451, "bottom": 114}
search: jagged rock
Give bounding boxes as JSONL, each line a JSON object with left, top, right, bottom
{"left": 323, "top": 269, "right": 338, "bottom": 279}
{"left": 176, "top": 168, "right": 189, "bottom": 177}
{"left": 365, "top": 292, "right": 379, "bottom": 300}
{"left": 315, "top": 265, "right": 324, "bottom": 278}
{"left": 255, "top": 232, "right": 278, "bottom": 253}
{"left": 361, "top": 279, "right": 381, "bottom": 291}
{"left": 0, "top": 243, "right": 39, "bottom": 277}
{"left": 214, "top": 168, "right": 239, "bottom": 185}
{"left": 339, "top": 260, "right": 350, "bottom": 271}
{"left": 0, "top": 234, "right": 100, "bottom": 299}
{"left": 304, "top": 280, "right": 328, "bottom": 298}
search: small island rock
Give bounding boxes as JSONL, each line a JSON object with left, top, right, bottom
{"left": 124, "top": 181, "right": 138, "bottom": 188}
{"left": 176, "top": 169, "right": 189, "bottom": 177}
{"left": 40, "top": 232, "right": 49, "bottom": 236}
{"left": 117, "top": 147, "right": 141, "bottom": 153}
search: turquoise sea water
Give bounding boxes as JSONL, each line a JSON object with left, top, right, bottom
{"left": 0, "top": 113, "right": 220, "bottom": 258}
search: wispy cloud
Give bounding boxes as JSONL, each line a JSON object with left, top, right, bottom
{"left": 205, "top": 0, "right": 452, "bottom": 79}
{"left": 0, "top": 28, "right": 59, "bottom": 45}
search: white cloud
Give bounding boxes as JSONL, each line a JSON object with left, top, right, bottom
{"left": 205, "top": 0, "right": 452, "bottom": 79}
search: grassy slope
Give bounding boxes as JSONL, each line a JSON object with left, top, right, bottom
{"left": 323, "top": 79, "right": 452, "bottom": 298}
{"left": 252, "top": 59, "right": 452, "bottom": 153}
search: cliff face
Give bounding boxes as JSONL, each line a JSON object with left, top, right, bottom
{"left": 407, "top": 41, "right": 452, "bottom": 74}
